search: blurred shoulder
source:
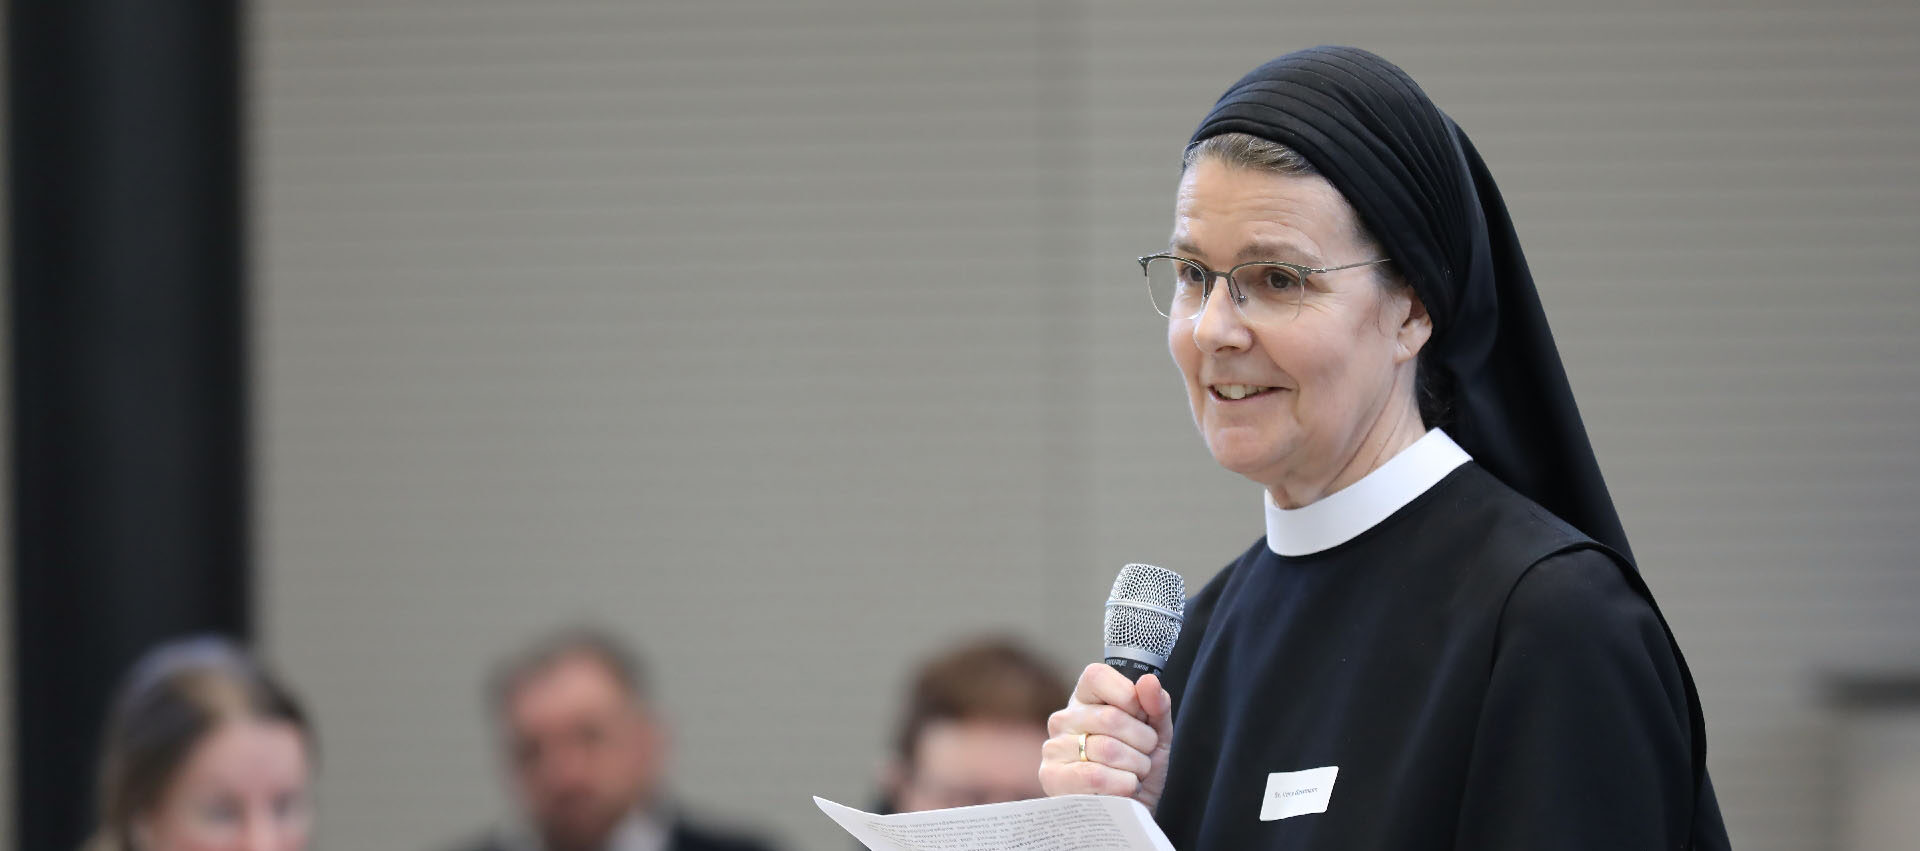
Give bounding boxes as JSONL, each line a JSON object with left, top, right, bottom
{"left": 672, "top": 819, "right": 783, "bottom": 851}
{"left": 439, "top": 832, "right": 512, "bottom": 851}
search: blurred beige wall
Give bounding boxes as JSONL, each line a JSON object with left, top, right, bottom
{"left": 253, "top": 2, "right": 1920, "bottom": 850}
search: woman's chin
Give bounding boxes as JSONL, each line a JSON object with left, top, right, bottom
{"left": 1204, "top": 432, "right": 1287, "bottom": 480}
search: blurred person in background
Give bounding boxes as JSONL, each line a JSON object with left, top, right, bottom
{"left": 86, "top": 636, "right": 317, "bottom": 851}
{"left": 451, "top": 627, "right": 776, "bottom": 851}
{"left": 880, "top": 638, "right": 1068, "bottom": 813}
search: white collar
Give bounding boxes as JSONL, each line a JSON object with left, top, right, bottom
{"left": 604, "top": 810, "right": 670, "bottom": 851}
{"left": 1264, "top": 429, "right": 1471, "bottom": 557}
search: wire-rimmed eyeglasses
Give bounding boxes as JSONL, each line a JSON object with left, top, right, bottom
{"left": 1137, "top": 253, "right": 1391, "bottom": 321}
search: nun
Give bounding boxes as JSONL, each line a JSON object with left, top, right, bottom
{"left": 1038, "top": 47, "right": 1730, "bottom": 850}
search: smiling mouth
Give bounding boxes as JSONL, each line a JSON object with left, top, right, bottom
{"left": 1210, "top": 384, "right": 1281, "bottom": 401}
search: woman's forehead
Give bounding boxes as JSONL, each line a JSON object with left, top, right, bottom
{"left": 1172, "top": 161, "right": 1361, "bottom": 264}
{"left": 1170, "top": 234, "right": 1323, "bottom": 267}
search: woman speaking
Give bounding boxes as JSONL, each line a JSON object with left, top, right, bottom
{"left": 1038, "top": 47, "right": 1729, "bottom": 850}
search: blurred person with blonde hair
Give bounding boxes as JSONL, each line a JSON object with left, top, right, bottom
{"left": 451, "top": 626, "right": 776, "bottom": 851}
{"left": 86, "top": 636, "right": 316, "bottom": 851}
{"left": 880, "top": 638, "right": 1068, "bottom": 813}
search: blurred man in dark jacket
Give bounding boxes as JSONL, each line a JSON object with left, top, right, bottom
{"left": 449, "top": 627, "right": 776, "bottom": 851}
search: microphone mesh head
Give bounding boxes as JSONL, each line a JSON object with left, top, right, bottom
{"left": 1103, "top": 563, "right": 1186, "bottom": 661}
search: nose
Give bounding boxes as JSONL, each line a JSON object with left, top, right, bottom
{"left": 241, "top": 815, "right": 276, "bottom": 851}
{"left": 1191, "top": 274, "right": 1251, "bottom": 353}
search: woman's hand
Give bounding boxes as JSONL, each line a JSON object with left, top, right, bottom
{"left": 1038, "top": 663, "right": 1175, "bottom": 811}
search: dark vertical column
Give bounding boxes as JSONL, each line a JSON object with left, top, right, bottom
{"left": 8, "top": 1, "right": 248, "bottom": 846}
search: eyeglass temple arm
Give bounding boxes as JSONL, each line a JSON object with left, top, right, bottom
{"left": 1313, "top": 257, "right": 1391, "bottom": 273}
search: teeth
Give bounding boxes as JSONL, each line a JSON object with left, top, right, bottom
{"left": 1214, "top": 384, "right": 1267, "bottom": 400}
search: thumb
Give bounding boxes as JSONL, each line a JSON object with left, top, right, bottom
{"left": 1136, "top": 674, "right": 1174, "bottom": 737}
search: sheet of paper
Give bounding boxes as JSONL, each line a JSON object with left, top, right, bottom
{"left": 814, "top": 794, "right": 1175, "bottom": 851}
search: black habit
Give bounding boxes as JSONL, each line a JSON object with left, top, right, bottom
{"left": 1154, "top": 458, "right": 1727, "bottom": 849}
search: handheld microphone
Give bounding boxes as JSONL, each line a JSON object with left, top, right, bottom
{"left": 1102, "top": 563, "right": 1187, "bottom": 682}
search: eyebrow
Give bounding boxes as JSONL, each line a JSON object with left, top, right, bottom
{"left": 1168, "top": 237, "right": 1322, "bottom": 266}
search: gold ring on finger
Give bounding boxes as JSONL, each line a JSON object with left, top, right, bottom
{"left": 1077, "top": 732, "right": 1090, "bottom": 762}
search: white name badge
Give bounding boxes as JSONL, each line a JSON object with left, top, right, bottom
{"left": 1260, "top": 766, "right": 1339, "bottom": 821}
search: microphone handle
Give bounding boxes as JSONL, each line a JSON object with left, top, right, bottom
{"left": 1104, "top": 657, "right": 1160, "bottom": 682}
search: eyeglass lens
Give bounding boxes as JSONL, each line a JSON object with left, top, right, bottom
{"left": 1143, "top": 257, "right": 1306, "bottom": 320}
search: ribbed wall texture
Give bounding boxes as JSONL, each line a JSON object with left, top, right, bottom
{"left": 254, "top": 2, "right": 1920, "bottom": 850}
